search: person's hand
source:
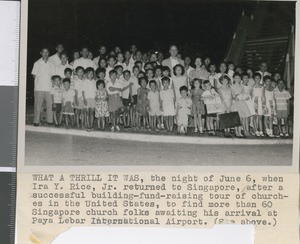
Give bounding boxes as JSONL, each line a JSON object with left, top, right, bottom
{"left": 84, "top": 99, "right": 87, "bottom": 106}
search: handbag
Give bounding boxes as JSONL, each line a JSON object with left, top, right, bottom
{"left": 219, "top": 112, "right": 241, "bottom": 129}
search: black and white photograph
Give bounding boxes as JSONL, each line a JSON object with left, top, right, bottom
{"left": 24, "top": 0, "right": 296, "bottom": 166}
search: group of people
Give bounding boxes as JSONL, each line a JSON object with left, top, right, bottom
{"left": 31, "top": 43, "right": 293, "bottom": 137}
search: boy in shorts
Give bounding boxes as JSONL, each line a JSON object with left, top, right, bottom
{"left": 50, "top": 75, "right": 63, "bottom": 126}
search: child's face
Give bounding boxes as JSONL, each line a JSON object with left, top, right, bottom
{"left": 219, "top": 63, "right": 227, "bottom": 73}
{"left": 146, "top": 70, "right": 154, "bottom": 79}
{"left": 221, "top": 79, "right": 229, "bottom": 86}
{"left": 110, "top": 73, "right": 117, "bottom": 81}
{"left": 116, "top": 68, "right": 123, "bottom": 76}
{"left": 87, "top": 71, "right": 94, "bottom": 80}
{"left": 100, "top": 59, "right": 107, "bottom": 68}
{"left": 77, "top": 69, "right": 84, "bottom": 79}
{"left": 163, "top": 70, "right": 169, "bottom": 77}
{"left": 234, "top": 76, "right": 241, "bottom": 84}
{"left": 98, "top": 83, "right": 104, "bottom": 90}
{"left": 63, "top": 81, "right": 70, "bottom": 90}
{"left": 124, "top": 51, "right": 131, "bottom": 61}
{"left": 53, "top": 78, "right": 61, "bottom": 86}
{"left": 181, "top": 90, "right": 188, "bottom": 98}
{"left": 194, "top": 80, "right": 200, "bottom": 88}
{"left": 242, "top": 76, "right": 249, "bottom": 84}
{"left": 98, "top": 72, "right": 105, "bottom": 79}
{"left": 117, "top": 53, "right": 123, "bottom": 63}
{"left": 195, "top": 58, "right": 202, "bottom": 67}
{"left": 60, "top": 54, "right": 68, "bottom": 64}
{"left": 228, "top": 64, "right": 234, "bottom": 70}
{"left": 155, "top": 69, "right": 162, "bottom": 77}
{"left": 236, "top": 67, "right": 242, "bottom": 74}
{"left": 133, "top": 67, "right": 139, "bottom": 76}
{"left": 175, "top": 66, "right": 182, "bottom": 76}
{"left": 88, "top": 52, "right": 93, "bottom": 59}
{"left": 278, "top": 81, "right": 285, "bottom": 90}
{"left": 274, "top": 73, "right": 281, "bottom": 81}
{"left": 209, "top": 65, "right": 216, "bottom": 73}
{"left": 254, "top": 76, "right": 261, "bottom": 84}
{"left": 204, "top": 58, "right": 211, "bottom": 66}
{"left": 73, "top": 52, "right": 80, "bottom": 60}
{"left": 162, "top": 80, "right": 170, "bottom": 89}
{"left": 65, "top": 71, "right": 72, "bottom": 79}
{"left": 137, "top": 63, "right": 142, "bottom": 69}
{"left": 247, "top": 69, "right": 253, "bottom": 77}
{"left": 184, "top": 57, "right": 191, "bottom": 66}
{"left": 203, "top": 83, "right": 211, "bottom": 91}
{"left": 150, "top": 82, "right": 156, "bottom": 91}
{"left": 108, "top": 58, "right": 116, "bottom": 67}
{"left": 264, "top": 79, "right": 271, "bottom": 87}
{"left": 150, "top": 54, "right": 157, "bottom": 62}
{"left": 141, "top": 79, "right": 147, "bottom": 88}
{"left": 124, "top": 72, "right": 130, "bottom": 80}
{"left": 135, "top": 51, "right": 142, "bottom": 61}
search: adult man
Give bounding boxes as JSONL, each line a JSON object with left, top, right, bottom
{"left": 31, "top": 48, "right": 55, "bottom": 126}
{"left": 129, "top": 44, "right": 138, "bottom": 64}
{"left": 93, "top": 45, "right": 107, "bottom": 67}
{"left": 54, "top": 52, "right": 72, "bottom": 78}
{"left": 49, "top": 43, "right": 64, "bottom": 67}
{"left": 73, "top": 47, "right": 96, "bottom": 70}
{"left": 162, "top": 45, "right": 184, "bottom": 71}
{"left": 256, "top": 62, "right": 272, "bottom": 84}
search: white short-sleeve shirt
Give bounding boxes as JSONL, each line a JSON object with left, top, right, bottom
{"left": 49, "top": 53, "right": 61, "bottom": 67}
{"left": 31, "top": 58, "right": 55, "bottom": 92}
{"left": 130, "top": 76, "right": 140, "bottom": 96}
{"left": 82, "top": 79, "right": 96, "bottom": 99}
{"left": 62, "top": 88, "right": 75, "bottom": 103}
{"left": 50, "top": 86, "right": 63, "bottom": 103}
{"left": 73, "top": 77, "right": 84, "bottom": 98}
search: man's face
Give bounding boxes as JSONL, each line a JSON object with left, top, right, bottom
{"left": 108, "top": 58, "right": 116, "bottom": 67}
{"left": 124, "top": 51, "right": 131, "bottom": 60}
{"left": 209, "top": 65, "right": 216, "bottom": 73}
{"left": 41, "top": 49, "right": 49, "bottom": 59}
{"left": 169, "top": 46, "right": 178, "bottom": 57}
{"left": 100, "top": 46, "right": 106, "bottom": 55}
{"left": 117, "top": 53, "right": 123, "bottom": 63}
{"left": 135, "top": 51, "right": 142, "bottom": 61}
{"left": 150, "top": 54, "right": 157, "bottom": 62}
{"left": 220, "top": 63, "right": 227, "bottom": 73}
{"left": 99, "top": 59, "right": 107, "bottom": 68}
{"left": 260, "top": 63, "right": 267, "bottom": 72}
{"left": 56, "top": 44, "right": 64, "bottom": 54}
{"left": 81, "top": 48, "right": 89, "bottom": 58}
{"left": 184, "top": 57, "right": 191, "bottom": 66}
{"left": 130, "top": 45, "right": 137, "bottom": 54}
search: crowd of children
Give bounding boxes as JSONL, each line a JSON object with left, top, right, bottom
{"left": 33, "top": 44, "right": 293, "bottom": 138}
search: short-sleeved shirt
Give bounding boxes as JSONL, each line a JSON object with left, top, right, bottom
{"left": 73, "top": 77, "right": 84, "bottom": 98}
{"left": 123, "top": 62, "right": 134, "bottom": 72}
{"left": 82, "top": 79, "right": 96, "bottom": 99}
{"left": 105, "top": 66, "right": 114, "bottom": 82}
{"left": 274, "top": 88, "right": 292, "bottom": 111}
{"left": 49, "top": 53, "right": 61, "bottom": 67}
{"left": 31, "top": 58, "right": 55, "bottom": 92}
{"left": 62, "top": 88, "right": 75, "bottom": 103}
{"left": 106, "top": 80, "right": 123, "bottom": 96}
{"left": 50, "top": 86, "right": 63, "bottom": 103}
{"left": 73, "top": 57, "right": 96, "bottom": 70}
{"left": 130, "top": 76, "right": 140, "bottom": 96}
{"left": 55, "top": 63, "right": 73, "bottom": 79}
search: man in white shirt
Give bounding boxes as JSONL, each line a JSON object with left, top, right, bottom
{"left": 54, "top": 52, "right": 72, "bottom": 78}
{"left": 73, "top": 47, "right": 97, "bottom": 70}
{"left": 93, "top": 45, "right": 107, "bottom": 68}
{"left": 256, "top": 62, "right": 271, "bottom": 84}
{"left": 49, "top": 43, "right": 64, "bottom": 67}
{"left": 31, "top": 48, "right": 55, "bottom": 126}
{"left": 162, "top": 45, "right": 184, "bottom": 71}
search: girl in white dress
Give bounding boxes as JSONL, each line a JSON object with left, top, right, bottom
{"left": 160, "top": 76, "right": 175, "bottom": 132}
{"left": 172, "top": 64, "right": 187, "bottom": 101}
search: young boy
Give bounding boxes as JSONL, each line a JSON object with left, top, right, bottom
{"left": 274, "top": 79, "right": 292, "bottom": 137}
{"left": 64, "top": 68, "right": 74, "bottom": 88}
{"left": 122, "top": 70, "right": 133, "bottom": 127}
{"left": 55, "top": 52, "right": 72, "bottom": 78}
{"left": 82, "top": 67, "right": 96, "bottom": 130}
{"left": 176, "top": 85, "right": 192, "bottom": 134}
{"left": 50, "top": 75, "right": 63, "bottom": 127}
{"left": 73, "top": 66, "right": 85, "bottom": 128}
{"left": 61, "top": 78, "right": 75, "bottom": 128}
{"left": 106, "top": 56, "right": 116, "bottom": 81}
{"left": 129, "top": 65, "right": 140, "bottom": 127}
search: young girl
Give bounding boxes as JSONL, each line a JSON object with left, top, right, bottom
{"left": 190, "top": 78, "right": 205, "bottom": 133}
{"left": 263, "top": 76, "right": 276, "bottom": 137}
{"left": 50, "top": 75, "right": 63, "bottom": 127}
{"left": 218, "top": 75, "right": 235, "bottom": 137}
{"left": 172, "top": 64, "right": 187, "bottom": 101}
{"left": 189, "top": 58, "right": 209, "bottom": 86}
{"left": 274, "top": 79, "right": 292, "bottom": 137}
{"left": 231, "top": 73, "right": 251, "bottom": 137}
{"left": 61, "top": 78, "right": 75, "bottom": 128}
{"left": 201, "top": 80, "right": 220, "bottom": 135}
{"left": 154, "top": 65, "right": 163, "bottom": 91}
{"left": 252, "top": 73, "right": 265, "bottom": 137}
{"left": 95, "top": 80, "right": 109, "bottom": 130}
{"left": 176, "top": 86, "right": 193, "bottom": 134}
{"left": 136, "top": 77, "right": 150, "bottom": 129}
{"left": 148, "top": 80, "right": 161, "bottom": 130}
{"left": 160, "top": 76, "right": 176, "bottom": 132}
{"left": 162, "top": 66, "right": 173, "bottom": 89}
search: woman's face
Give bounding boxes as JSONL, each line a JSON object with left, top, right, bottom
{"left": 195, "top": 58, "right": 202, "bottom": 67}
